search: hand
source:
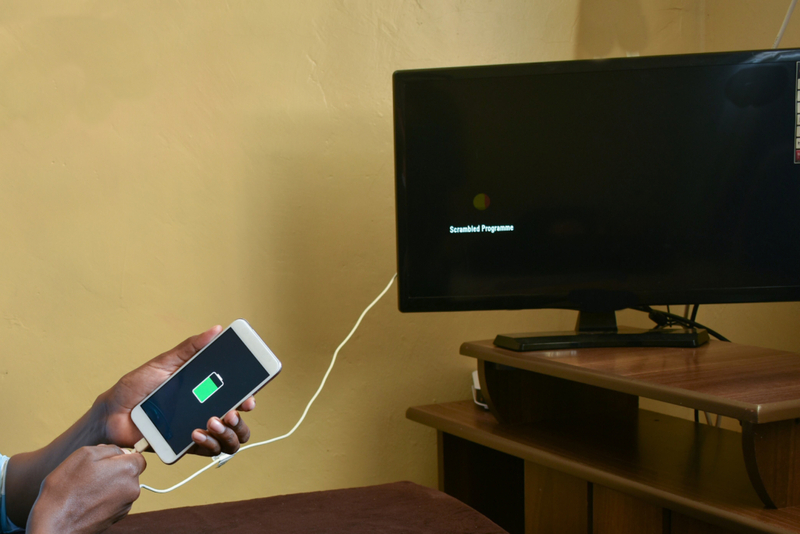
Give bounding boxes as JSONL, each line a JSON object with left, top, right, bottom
{"left": 26, "top": 445, "right": 145, "bottom": 534}
{"left": 96, "top": 326, "right": 256, "bottom": 456}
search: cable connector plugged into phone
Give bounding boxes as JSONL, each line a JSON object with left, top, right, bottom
{"left": 134, "top": 438, "right": 149, "bottom": 454}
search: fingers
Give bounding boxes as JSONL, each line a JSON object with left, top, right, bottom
{"left": 31, "top": 446, "right": 145, "bottom": 533}
{"left": 183, "top": 389, "right": 256, "bottom": 458}
{"left": 103, "top": 453, "right": 145, "bottom": 505}
{"left": 117, "top": 449, "right": 147, "bottom": 477}
{"left": 223, "top": 410, "right": 251, "bottom": 444}
{"left": 94, "top": 445, "right": 148, "bottom": 476}
{"left": 191, "top": 413, "right": 250, "bottom": 456}
{"left": 239, "top": 396, "right": 256, "bottom": 412}
{"left": 93, "top": 444, "right": 126, "bottom": 458}
{"left": 207, "top": 416, "right": 240, "bottom": 453}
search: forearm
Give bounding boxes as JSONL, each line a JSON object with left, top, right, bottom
{"left": 4, "top": 401, "right": 108, "bottom": 528}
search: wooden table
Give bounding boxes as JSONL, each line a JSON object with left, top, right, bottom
{"left": 407, "top": 340, "right": 800, "bottom": 534}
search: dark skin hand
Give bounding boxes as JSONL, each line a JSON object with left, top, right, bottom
{"left": 100, "top": 325, "right": 254, "bottom": 455}
{"left": 26, "top": 445, "right": 146, "bottom": 534}
{"left": 6, "top": 326, "right": 256, "bottom": 529}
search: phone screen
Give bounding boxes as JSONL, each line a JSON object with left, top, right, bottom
{"left": 140, "top": 328, "right": 271, "bottom": 453}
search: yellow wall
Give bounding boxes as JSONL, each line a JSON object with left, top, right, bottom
{"left": 1, "top": 0, "right": 799, "bottom": 514}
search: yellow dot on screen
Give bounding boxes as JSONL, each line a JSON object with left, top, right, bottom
{"left": 473, "top": 193, "right": 490, "bottom": 210}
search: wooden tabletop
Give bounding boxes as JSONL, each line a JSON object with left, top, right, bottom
{"left": 460, "top": 340, "right": 800, "bottom": 424}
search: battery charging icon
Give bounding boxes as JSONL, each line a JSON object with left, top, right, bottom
{"left": 193, "top": 372, "right": 224, "bottom": 403}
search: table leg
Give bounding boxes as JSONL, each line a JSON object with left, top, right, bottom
{"left": 742, "top": 418, "right": 800, "bottom": 508}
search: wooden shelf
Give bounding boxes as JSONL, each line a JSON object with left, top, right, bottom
{"left": 460, "top": 340, "right": 800, "bottom": 424}
{"left": 459, "top": 340, "right": 800, "bottom": 510}
{"left": 408, "top": 401, "right": 800, "bottom": 534}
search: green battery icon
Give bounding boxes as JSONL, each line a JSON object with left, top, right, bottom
{"left": 193, "top": 372, "right": 224, "bottom": 403}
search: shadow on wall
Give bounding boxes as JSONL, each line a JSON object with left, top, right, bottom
{"left": 575, "top": 0, "right": 648, "bottom": 59}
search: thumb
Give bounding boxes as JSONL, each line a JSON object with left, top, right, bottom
{"left": 165, "top": 325, "right": 223, "bottom": 365}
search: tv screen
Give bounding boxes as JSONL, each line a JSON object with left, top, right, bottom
{"left": 393, "top": 50, "right": 800, "bottom": 317}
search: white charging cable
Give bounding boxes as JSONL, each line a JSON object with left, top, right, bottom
{"left": 774, "top": 0, "right": 798, "bottom": 48}
{"left": 139, "top": 273, "right": 397, "bottom": 494}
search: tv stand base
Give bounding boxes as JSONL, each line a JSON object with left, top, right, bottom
{"left": 494, "top": 326, "right": 709, "bottom": 352}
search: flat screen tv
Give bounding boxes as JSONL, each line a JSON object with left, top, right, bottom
{"left": 393, "top": 49, "right": 800, "bottom": 351}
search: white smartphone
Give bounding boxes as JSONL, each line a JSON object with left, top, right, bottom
{"left": 131, "top": 319, "right": 282, "bottom": 464}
